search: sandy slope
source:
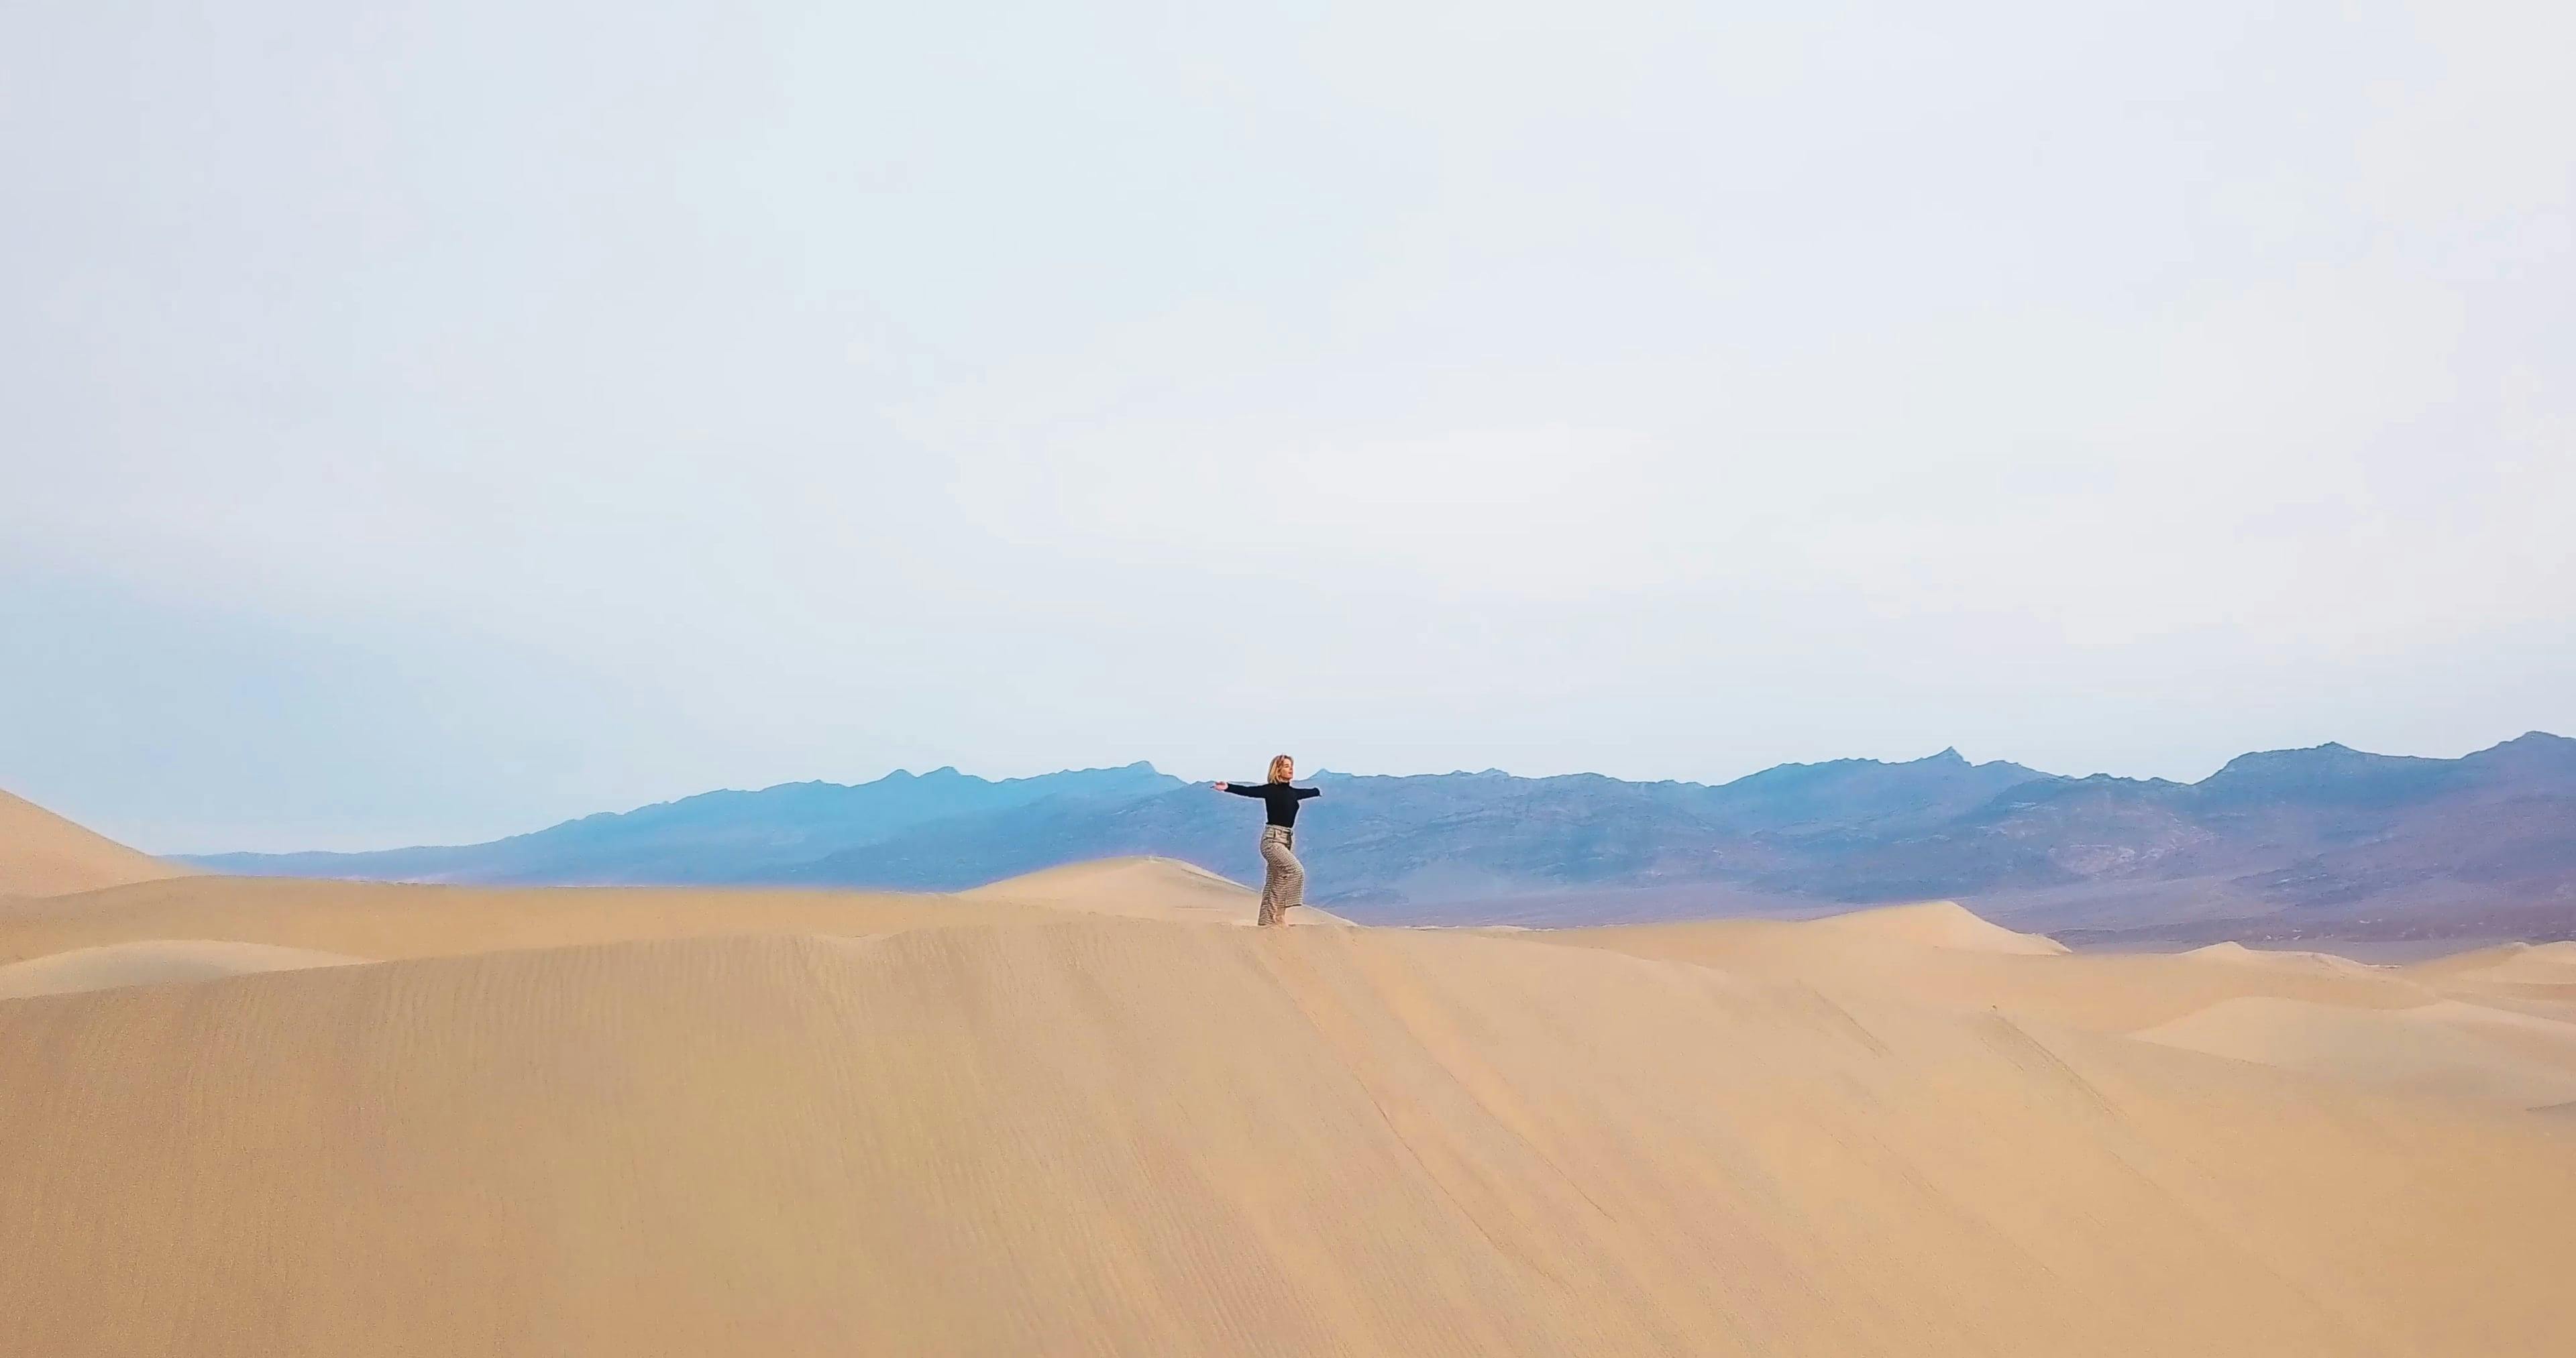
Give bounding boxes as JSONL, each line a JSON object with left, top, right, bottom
{"left": 1553, "top": 915, "right": 2438, "bottom": 1032}
{"left": 0, "top": 874, "right": 1056, "bottom": 964}
{"left": 2398, "top": 942, "right": 2576, "bottom": 1028}
{"left": 1555, "top": 903, "right": 2576, "bottom": 1113}
{"left": 2422, "top": 940, "right": 2576, "bottom": 986}
{"left": 1799, "top": 898, "right": 2070, "bottom": 954}
{"left": 0, "top": 789, "right": 195, "bottom": 897}
{"left": 2183, "top": 940, "right": 2387, "bottom": 977}
{"left": 0, "top": 858, "right": 1319, "bottom": 968}
{"left": 0, "top": 939, "right": 366, "bottom": 999}
{"left": 5, "top": 813, "right": 2575, "bottom": 1355}
{"left": 2136, "top": 996, "right": 2576, "bottom": 1109}
{"left": 3, "top": 918, "right": 2570, "bottom": 1356}
{"left": 963, "top": 855, "right": 1355, "bottom": 925}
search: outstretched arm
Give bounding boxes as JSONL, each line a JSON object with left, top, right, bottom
{"left": 1294, "top": 786, "right": 1321, "bottom": 800}
{"left": 1216, "top": 782, "right": 1264, "bottom": 797}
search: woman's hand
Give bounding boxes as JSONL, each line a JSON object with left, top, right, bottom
{"left": 1213, "top": 781, "right": 1230, "bottom": 791}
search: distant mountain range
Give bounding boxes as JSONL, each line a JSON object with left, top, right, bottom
{"left": 190, "top": 734, "right": 2576, "bottom": 944}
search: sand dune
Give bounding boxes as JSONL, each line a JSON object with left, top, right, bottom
{"left": 4, "top": 918, "right": 2571, "bottom": 1355}
{"left": 5, "top": 796, "right": 2575, "bottom": 1355}
{"left": 0, "top": 874, "right": 1055, "bottom": 965}
{"left": 961, "top": 854, "right": 1354, "bottom": 925}
{"left": 1562, "top": 905, "right": 2576, "bottom": 1114}
{"left": 0, "top": 858, "right": 1320, "bottom": 968}
{"left": 2182, "top": 940, "right": 2387, "bottom": 976}
{"left": 0, "top": 789, "right": 195, "bottom": 897}
{"left": 1554, "top": 913, "right": 2435, "bottom": 1033}
{"left": 2436, "top": 940, "right": 2576, "bottom": 985}
{"left": 0, "top": 939, "right": 368, "bottom": 1000}
{"left": 2135, "top": 995, "right": 2576, "bottom": 1109}
{"left": 1798, "top": 898, "right": 2069, "bottom": 954}
{"left": 2400, "top": 942, "right": 2576, "bottom": 1028}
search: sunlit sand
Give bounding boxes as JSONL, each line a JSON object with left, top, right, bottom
{"left": 3, "top": 807, "right": 2569, "bottom": 1355}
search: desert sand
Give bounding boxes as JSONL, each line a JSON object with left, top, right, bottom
{"left": 2182, "top": 940, "right": 2387, "bottom": 976}
{"left": 0, "top": 938, "right": 368, "bottom": 1000}
{"left": 3, "top": 802, "right": 2571, "bottom": 1355}
{"left": 2135, "top": 997, "right": 2576, "bottom": 1108}
{"left": 961, "top": 854, "right": 1355, "bottom": 926}
{"left": 1797, "top": 897, "right": 2072, "bottom": 954}
{"left": 2415, "top": 939, "right": 2576, "bottom": 986}
{"left": 0, "top": 788, "right": 197, "bottom": 897}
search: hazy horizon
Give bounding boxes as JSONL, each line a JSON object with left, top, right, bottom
{"left": 158, "top": 727, "right": 2570, "bottom": 858}
{"left": 8, "top": 1, "right": 2572, "bottom": 853}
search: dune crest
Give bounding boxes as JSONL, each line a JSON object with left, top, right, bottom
{"left": 0, "top": 940, "right": 369, "bottom": 1000}
{"left": 1801, "top": 899, "right": 2069, "bottom": 954}
{"left": 0, "top": 874, "right": 1059, "bottom": 963}
{"left": 961, "top": 856, "right": 1354, "bottom": 925}
{"left": 2451, "top": 941, "right": 2576, "bottom": 986}
{"left": 0, "top": 790, "right": 195, "bottom": 898}
{"left": 2182, "top": 941, "right": 2383, "bottom": 977}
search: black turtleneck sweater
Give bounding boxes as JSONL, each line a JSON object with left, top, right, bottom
{"left": 1224, "top": 781, "right": 1320, "bottom": 828}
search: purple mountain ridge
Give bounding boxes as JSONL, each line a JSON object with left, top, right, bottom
{"left": 189, "top": 734, "right": 2576, "bottom": 944}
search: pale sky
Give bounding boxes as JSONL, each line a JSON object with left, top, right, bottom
{"left": 5, "top": 1, "right": 2572, "bottom": 852}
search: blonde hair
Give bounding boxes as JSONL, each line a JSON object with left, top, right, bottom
{"left": 1267, "top": 754, "right": 1295, "bottom": 783}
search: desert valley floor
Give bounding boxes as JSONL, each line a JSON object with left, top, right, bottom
{"left": 3, "top": 793, "right": 2573, "bottom": 1355}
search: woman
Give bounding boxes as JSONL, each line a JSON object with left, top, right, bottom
{"left": 1214, "top": 755, "right": 1322, "bottom": 926}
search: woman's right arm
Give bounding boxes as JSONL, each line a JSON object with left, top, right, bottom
{"left": 1217, "top": 782, "right": 1262, "bottom": 797}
